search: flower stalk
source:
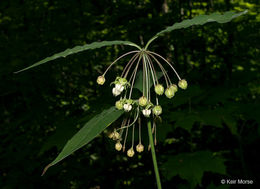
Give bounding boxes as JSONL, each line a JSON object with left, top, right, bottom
{"left": 97, "top": 47, "right": 188, "bottom": 189}
{"left": 148, "top": 120, "right": 162, "bottom": 189}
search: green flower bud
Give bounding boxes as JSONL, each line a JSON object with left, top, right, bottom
{"left": 154, "top": 84, "right": 164, "bottom": 95}
{"left": 97, "top": 75, "right": 105, "bottom": 85}
{"left": 153, "top": 105, "right": 162, "bottom": 116}
{"left": 115, "top": 100, "right": 124, "bottom": 110}
{"left": 126, "top": 99, "right": 133, "bottom": 104}
{"left": 119, "top": 77, "right": 128, "bottom": 85}
{"left": 138, "top": 96, "right": 148, "bottom": 106}
{"left": 169, "top": 84, "right": 178, "bottom": 93}
{"left": 178, "top": 79, "right": 188, "bottom": 90}
{"left": 165, "top": 88, "right": 175, "bottom": 99}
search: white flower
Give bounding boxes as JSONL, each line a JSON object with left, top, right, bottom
{"left": 123, "top": 103, "right": 132, "bottom": 112}
{"left": 112, "top": 88, "right": 121, "bottom": 96}
{"left": 142, "top": 109, "right": 151, "bottom": 117}
{"left": 115, "top": 84, "right": 124, "bottom": 92}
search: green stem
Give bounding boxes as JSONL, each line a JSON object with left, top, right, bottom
{"left": 148, "top": 120, "right": 162, "bottom": 189}
{"left": 144, "top": 36, "right": 158, "bottom": 50}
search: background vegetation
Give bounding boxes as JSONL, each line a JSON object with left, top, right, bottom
{"left": 0, "top": 0, "right": 259, "bottom": 188}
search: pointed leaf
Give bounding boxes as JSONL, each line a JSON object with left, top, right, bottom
{"left": 155, "top": 10, "right": 247, "bottom": 37}
{"left": 15, "top": 40, "right": 140, "bottom": 73}
{"left": 42, "top": 106, "right": 123, "bottom": 175}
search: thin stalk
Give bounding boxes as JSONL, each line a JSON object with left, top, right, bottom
{"left": 147, "top": 51, "right": 181, "bottom": 80}
{"left": 147, "top": 53, "right": 171, "bottom": 87}
{"left": 122, "top": 52, "right": 140, "bottom": 78}
{"left": 103, "top": 50, "right": 139, "bottom": 75}
{"left": 144, "top": 36, "right": 158, "bottom": 50}
{"left": 128, "top": 55, "right": 142, "bottom": 98}
{"left": 148, "top": 120, "right": 162, "bottom": 189}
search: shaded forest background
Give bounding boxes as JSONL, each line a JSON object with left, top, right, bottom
{"left": 0, "top": 0, "right": 259, "bottom": 188}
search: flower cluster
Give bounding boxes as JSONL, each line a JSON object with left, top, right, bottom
{"left": 97, "top": 50, "right": 187, "bottom": 157}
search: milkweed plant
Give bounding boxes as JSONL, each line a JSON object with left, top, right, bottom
{"left": 16, "top": 10, "right": 247, "bottom": 189}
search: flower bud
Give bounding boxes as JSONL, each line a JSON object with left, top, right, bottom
{"left": 136, "top": 143, "right": 144, "bottom": 153}
{"left": 112, "top": 88, "right": 121, "bottom": 96}
{"left": 178, "top": 79, "right": 188, "bottom": 90}
{"left": 169, "top": 84, "right": 178, "bottom": 93}
{"left": 123, "top": 103, "right": 132, "bottom": 112}
{"left": 115, "top": 142, "right": 122, "bottom": 151}
{"left": 153, "top": 105, "right": 162, "bottom": 116}
{"left": 142, "top": 109, "right": 151, "bottom": 117}
{"left": 115, "top": 100, "right": 124, "bottom": 110}
{"left": 119, "top": 77, "right": 128, "bottom": 85}
{"left": 97, "top": 76, "right": 105, "bottom": 85}
{"left": 112, "top": 131, "right": 120, "bottom": 140}
{"left": 126, "top": 99, "right": 133, "bottom": 104}
{"left": 155, "top": 84, "right": 164, "bottom": 95}
{"left": 165, "top": 88, "right": 175, "bottom": 99}
{"left": 127, "top": 148, "right": 135, "bottom": 157}
{"left": 108, "top": 132, "right": 114, "bottom": 139}
{"left": 115, "top": 84, "right": 124, "bottom": 92}
{"left": 138, "top": 96, "right": 148, "bottom": 106}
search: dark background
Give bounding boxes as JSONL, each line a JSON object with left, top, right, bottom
{"left": 0, "top": 0, "right": 259, "bottom": 189}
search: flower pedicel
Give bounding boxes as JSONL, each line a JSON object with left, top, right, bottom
{"left": 97, "top": 49, "right": 188, "bottom": 157}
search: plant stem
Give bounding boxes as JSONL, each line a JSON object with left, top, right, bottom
{"left": 148, "top": 120, "right": 162, "bottom": 189}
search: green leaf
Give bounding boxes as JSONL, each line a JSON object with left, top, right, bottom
{"left": 145, "top": 10, "right": 247, "bottom": 49}
{"left": 15, "top": 40, "right": 140, "bottom": 73}
{"left": 42, "top": 106, "right": 123, "bottom": 175}
{"left": 162, "top": 151, "right": 226, "bottom": 188}
{"left": 175, "top": 114, "right": 202, "bottom": 131}
{"left": 155, "top": 10, "right": 247, "bottom": 37}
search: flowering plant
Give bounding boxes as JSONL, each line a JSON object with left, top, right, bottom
{"left": 16, "top": 10, "right": 247, "bottom": 189}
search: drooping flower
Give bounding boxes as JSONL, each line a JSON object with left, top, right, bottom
{"left": 97, "top": 48, "right": 187, "bottom": 156}
{"left": 136, "top": 143, "right": 144, "bottom": 153}
{"left": 115, "top": 100, "right": 124, "bottom": 110}
{"left": 153, "top": 105, "right": 162, "bottom": 116}
{"left": 139, "top": 96, "right": 148, "bottom": 107}
{"left": 97, "top": 75, "right": 105, "bottom": 85}
{"left": 165, "top": 87, "right": 175, "bottom": 99}
{"left": 142, "top": 109, "right": 151, "bottom": 117}
{"left": 127, "top": 148, "right": 135, "bottom": 157}
{"left": 123, "top": 103, "right": 132, "bottom": 112}
{"left": 155, "top": 84, "right": 164, "bottom": 95}
{"left": 112, "top": 87, "right": 121, "bottom": 96}
{"left": 115, "top": 142, "right": 122, "bottom": 151}
{"left": 178, "top": 79, "right": 188, "bottom": 90}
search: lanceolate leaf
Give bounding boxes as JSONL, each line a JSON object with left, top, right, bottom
{"left": 145, "top": 10, "right": 247, "bottom": 49}
{"left": 15, "top": 40, "right": 140, "bottom": 73}
{"left": 42, "top": 107, "right": 123, "bottom": 175}
{"left": 155, "top": 10, "right": 247, "bottom": 37}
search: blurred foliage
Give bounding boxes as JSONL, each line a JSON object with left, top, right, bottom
{"left": 0, "top": 0, "right": 259, "bottom": 189}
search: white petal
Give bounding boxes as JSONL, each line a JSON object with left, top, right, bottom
{"left": 116, "top": 84, "right": 124, "bottom": 92}
{"left": 112, "top": 88, "right": 120, "bottom": 96}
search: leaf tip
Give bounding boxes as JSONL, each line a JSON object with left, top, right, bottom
{"left": 41, "top": 163, "right": 52, "bottom": 176}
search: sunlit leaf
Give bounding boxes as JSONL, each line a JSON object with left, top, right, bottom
{"left": 145, "top": 10, "right": 247, "bottom": 49}
{"left": 155, "top": 10, "right": 247, "bottom": 37}
{"left": 15, "top": 40, "right": 140, "bottom": 73}
{"left": 42, "top": 106, "right": 123, "bottom": 175}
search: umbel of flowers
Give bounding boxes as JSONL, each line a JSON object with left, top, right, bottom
{"left": 97, "top": 49, "right": 187, "bottom": 157}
